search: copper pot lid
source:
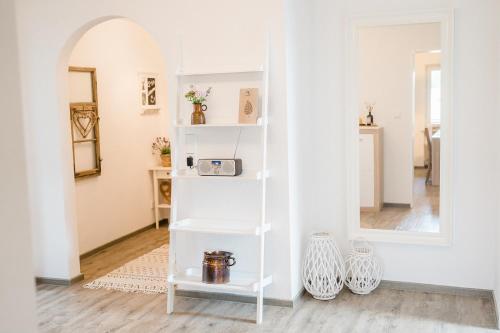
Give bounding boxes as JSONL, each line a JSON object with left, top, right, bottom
{"left": 204, "top": 250, "right": 233, "bottom": 258}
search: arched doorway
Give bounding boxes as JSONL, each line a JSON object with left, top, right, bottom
{"left": 61, "top": 18, "right": 170, "bottom": 278}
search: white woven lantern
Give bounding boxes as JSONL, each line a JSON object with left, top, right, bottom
{"left": 302, "top": 232, "right": 345, "bottom": 300}
{"left": 345, "top": 239, "right": 382, "bottom": 295}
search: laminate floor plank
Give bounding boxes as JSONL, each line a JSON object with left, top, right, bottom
{"left": 361, "top": 168, "right": 440, "bottom": 232}
{"left": 36, "top": 225, "right": 496, "bottom": 332}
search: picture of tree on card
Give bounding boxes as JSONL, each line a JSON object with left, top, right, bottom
{"left": 238, "top": 88, "right": 259, "bottom": 124}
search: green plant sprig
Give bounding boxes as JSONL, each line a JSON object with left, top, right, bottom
{"left": 152, "top": 137, "right": 171, "bottom": 155}
{"left": 185, "top": 85, "right": 212, "bottom": 104}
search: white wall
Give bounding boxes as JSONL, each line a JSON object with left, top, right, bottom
{"left": 358, "top": 23, "right": 440, "bottom": 204}
{"left": 494, "top": 2, "right": 500, "bottom": 322}
{"left": 284, "top": 0, "right": 316, "bottom": 298}
{"left": 68, "top": 19, "right": 168, "bottom": 254}
{"left": 287, "top": 0, "right": 500, "bottom": 291}
{"left": 0, "top": 0, "right": 38, "bottom": 331}
{"left": 12, "top": 0, "right": 500, "bottom": 307}
{"left": 414, "top": 52, "right": 440, "bottom": 167}
{"left": 15, "top": 0, "right": 293, "bottom": 300}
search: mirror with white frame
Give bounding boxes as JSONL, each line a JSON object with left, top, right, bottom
{"left": 349, "top": 13, "right": 453, "bottom": 244}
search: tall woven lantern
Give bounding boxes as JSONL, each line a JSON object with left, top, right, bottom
{"left": 302, "top": 232, "right": 345, "bottom": 300}
{"left": 345, "top": 239, "right": 382, "bottom": 295}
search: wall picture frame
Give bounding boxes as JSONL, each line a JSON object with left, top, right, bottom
{"left": 238, "top": 88, "right": 259, "bottom": 124}
{"left": 139, "top": 72, "right": 159, "bottom": 112}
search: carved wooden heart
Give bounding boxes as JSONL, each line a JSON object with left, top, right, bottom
{"left": 72, "top": 110, "right": 97, "bottom": 138}
{"left": 159, "top": 180, "right": 171, "bottom": 204}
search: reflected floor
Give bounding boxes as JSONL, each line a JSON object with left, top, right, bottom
{"left": 361, "top": 168, "right": 440, "bottom": 233}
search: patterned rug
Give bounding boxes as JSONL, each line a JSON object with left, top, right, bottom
{"left": 83, "top": 245, "right": 168, "bottom": 294}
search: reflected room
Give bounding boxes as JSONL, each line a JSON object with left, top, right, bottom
{"left": 358, "top": 23, "right": 441, "bottom": 233}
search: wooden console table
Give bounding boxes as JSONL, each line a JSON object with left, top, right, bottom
{"left": 149, "top": 167, "right": 171, "bottom": 229}
{"left": 359, "top": 126, "right": 383, "bottom": 212}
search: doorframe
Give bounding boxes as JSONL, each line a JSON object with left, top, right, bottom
{"left": 57, "top": 16, "right": 170, "bottom": 273}
{"left": 426, "top": 64, "right": 442, "bottom": 128}
{"left": 345, "top": 10, "right": 454, "bottom": 246}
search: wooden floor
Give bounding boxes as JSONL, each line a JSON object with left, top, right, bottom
{"left": 361, "top": 168, "right": 440, "bottom": 232}
{"left": 37, "top": 225, "right": 497, "bottom": 332}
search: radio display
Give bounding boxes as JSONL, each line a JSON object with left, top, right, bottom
{"left": 211, "top": 160, "right": 222, "bottom": 166}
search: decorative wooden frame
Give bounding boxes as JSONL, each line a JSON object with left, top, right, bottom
{"left": 69, "top": 66, "right": 102, "bottom": 178}
{"left": 345, "top": 10, "right": 454, "bottom": 246}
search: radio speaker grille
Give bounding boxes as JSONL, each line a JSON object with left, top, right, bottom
{"left": 222, "top": 162, "right": 235, "bottom": 174}
{"left": 198, "top": 160, "right": 211, "bottom": 174}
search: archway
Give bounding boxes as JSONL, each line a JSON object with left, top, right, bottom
{"left": 59, "top": 17, "right": 170, "bottom": 278}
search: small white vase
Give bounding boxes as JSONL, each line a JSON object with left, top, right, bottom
{"left": 302, "top": 232, "right": 345, "bottom": 300}
{"left": 344, "top": 239, "right": 382, "bottom": 295}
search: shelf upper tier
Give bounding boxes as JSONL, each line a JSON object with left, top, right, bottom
{"left": 176, "top": 67, "right": 264, "bottom": 77}
{"left": 174, "top": 118, "right": 264, "bottom": 128}
{"left": 169, "top": 218, "right": 271, "bottom": 236}
{"left": 173, "top": 169, "right": 268, "bottom": 181}
{"left": 168, "top": 267, "right": 272, "bottom": 293}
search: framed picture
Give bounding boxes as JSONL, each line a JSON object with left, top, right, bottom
{"left": 239, "top": 88, "right": 259, "bottom": 124}
{"left": 139, "top": 73, "right": 159, "bottom": 112}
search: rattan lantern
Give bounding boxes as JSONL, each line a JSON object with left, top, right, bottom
{"left": 302, "top": 233, "right": 345, "bottom": 300}
{"left": 344, "top": 239, "right": 382, "bottom": 295}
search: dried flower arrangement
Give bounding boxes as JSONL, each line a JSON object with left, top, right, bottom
{"left": 365, "top": 102, "right": 375, "bottom": 113}
{"left": 184, "top": 85, "right": 212, "bottom": 104}
{"left": 152, "top": 137, "right": 171, "bottom": 155}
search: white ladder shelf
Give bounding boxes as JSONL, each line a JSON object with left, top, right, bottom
{"left": 167, "top": 48, "right": 271, "bottom": 324}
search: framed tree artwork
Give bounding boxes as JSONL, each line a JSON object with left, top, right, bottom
{"left": 68, "top": 66, "right": 102, "bottom": 178}
{"left": 238, "top": 88, "right": 259, "bottom": 124}
{"left": 139, "top": 72, "right": 159, "bottom": 112}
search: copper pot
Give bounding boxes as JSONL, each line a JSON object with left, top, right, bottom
{"left": 202, "top": 250, "right": 236, "bottom": 284}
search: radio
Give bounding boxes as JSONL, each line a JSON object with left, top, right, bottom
{"left": 197, "top": 159, "right": 242, "bottom": 176}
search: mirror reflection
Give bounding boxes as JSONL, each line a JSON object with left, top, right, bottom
{"left": 358, "top": 23, "right": 441, "bottom": 233}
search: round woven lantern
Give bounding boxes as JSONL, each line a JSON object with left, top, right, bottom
{"left": 302, "top": 232, "right": 345, "bottom": 300}
{"left": 344, "top": 239, "right": 382, "bottom": 295}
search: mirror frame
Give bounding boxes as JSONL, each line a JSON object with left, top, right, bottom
{"left": 345, "top": 10, "right": 454, "bottom": 246}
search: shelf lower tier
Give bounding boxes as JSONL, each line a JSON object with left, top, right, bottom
{"left": 168, "top": 267, "right": 272, "bottom": 293}
{"left": 169, "top": 218, "right": 270, "bottom": 235}
{"left": 173, "top": 169, "right": 268, "bottom": 181}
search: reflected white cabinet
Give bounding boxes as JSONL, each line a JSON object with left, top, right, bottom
{"left": 359, "top": 127, "right": 383, "bottom": 212}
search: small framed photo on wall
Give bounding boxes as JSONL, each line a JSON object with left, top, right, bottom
{"left": 139, "top": 73, "right": 159, "bottom": 112}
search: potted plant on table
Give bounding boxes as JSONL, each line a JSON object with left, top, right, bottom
{"left": 152, "top": 137, "right": 171, "bottom": 167}
{"left": 185, "top": 85, "right": 212, "bottom": 125}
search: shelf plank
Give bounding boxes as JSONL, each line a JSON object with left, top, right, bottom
{"left": 170, "top": 218, "right": 270, "bottom": 235}
{"left": 158, "top": 204, "right": 171, "bottom": 208}
{"left": 176, "top": 68, "right": 264, "bottom": 77}
{"left": 173, "top": 169, "right": 267, "bottom": 181}
{"left": 168, "top": 267, "right": 272, "bottom": 293}
{"left": 175, "top": 118, "right": 263, "bottom": 128}
{"left": 175, "top": 123, "right": 261, "bottom": 129}
{"left": 149, "top": 166, "right": 172, "bottom": 171}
